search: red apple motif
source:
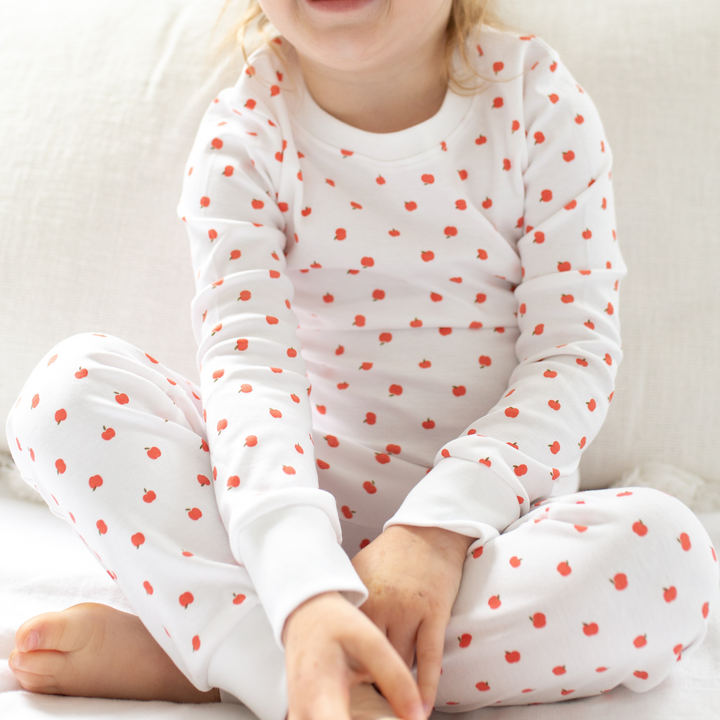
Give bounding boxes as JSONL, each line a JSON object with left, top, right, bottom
{"left": 101, "top": 426, "right": 115, "bottom": 440}
{"left": 560, "top": 690, "right": 574, "bottom": 696}
{"left": 354, "top": 315, "right": 366, "bottom": 327}
{"left": 472, "top": 546, "right": 483, "bottom": 558}
{"left": 553, "top": 666, "right": 566, "bottom": 676}
{"left": 55, "top": 408, "right": 67, "bottom": 424}
{"left": 611, "top": 573, "right": 628, "bottom": 590}
{"left": 558, "top": 261, "right": 571, "bottom": 272}
{"left": 200, "top": 196, "right": 210, "bottom": 208}
{"left": 422, "top": 418, "right": 436, "bottom": 429}
{"left": 530, "top": 612, "right": 546, "bottom": 628}
{"left": 145, "top": 447, "right": 161, "bottom": 459}
{"left": 633, "top": 520, "right": 648, "bottom": 536}
{"left": 404, "top": 201, "right": 417, "bottom": 211}
{"left": 89, "top": 474, "right": 103, "bottom": 491}
{"left": 549, "top": 441, "right": 560, "bottom": 454}
{"left": 187, "top": 508, "right": 202, "bottom": 520}
{"left": 633, "top": 671, "right": 648, "bottom": 680}
{"left": 375, "top": 453, "right": 390, "bottom": 464}
{"left": 476, "top": 134, "right": 487, "bottom": 145}
{"left": 514, "top": 464, "right": 527, "bottom": 476}
{"left": 56, "top": 458, "right": 66, "bottom": 474}
{"left": 282, "top": 465, "right": 296, "bottom": 474}
{"left": 197, "top": 474, "right": 211, "bottom": 486}
{"left": 702, "top": 602, "right": 709, "bottom": 618}
{"left": 410, "top": 318, "right": 423, "bottom": 327}
{"left": 452, "top": 386, "right": 466, "bottom": 397}
{"left": 505, "top": 407, "right": 519, "bottom": 418}
{"left": 341, "top": 505, "right": 355, "bottom": 519}
{"left": 582, "top": 228, "right": 592, "bottom": 239}
{"left": 75, "top": 367, "right": 88, "bottom": 379}
{"left": 478, "top": 355, "right": 492, "bottom": 367}
{"left": 557, "top": 561, "right": 572, "bottom": 576}
{"left": 540, "top": 189, "right": 553, "bottom": 202}
{"left": 233, "top": 593, "right": 246, "bottom": 605}
{"left": 678, "top": 533, "right": 691, "bottom": 551}
{"left": 363, "top": 481, "right": 377, "bottom": 494}
{"left": 419, "top": 359, "right": 431, "bottom": 368}
{"left": 504, "top": 650, "right": 520, "bottom": 663}
{"left": 582, "top": 622, "right": 599, "bottom": 636}
{"left": 459, "top": 634, "right": 472, "bottom": 648}
{"left": 143, "top": 489, "right": 156, "bottom": 503}
{"left": 365, "top": 412, "right": 376, "bottom": 425}
{"left": 115, "top": 392, "right": 129, "bottom": 405}
{"left": 376, "top": 175, "right": 385, "bottom": 184}
{"left": 217, "top": 419, "right": 228, "bottom": 434}
{"left": 97, "top": 519, "right": 107, "bottom": 534}
{"left": 634, "top": 635, "right": 647, "bottom": 648}
{"left": 586, "top": 398, "right": 597, "bottom": 411}
{"left": 510, "top": 556, "right": 522, "bottom": 567}
{"left": 179, "top": 592, "right": 194, "bottom": 609}
{"left": 388, "top": 229, "right": 400, "bottom": 237}
{"left": 548, "top": 400, "right": 561, "bottom": 411}
{"left": 325, "top": 435, "right": 339, "bottom": 447}
{"left": 663, "top": 586, "right": 677, "bottom": 603}
{"left": 227, "top": 475, "right": 240, "bottom": 488}
{"left": 143, "top": 581, "right": 153, "bottom": 594}
{"left": 488, "top": 595, "right": 501, "bottom": 609}
{"left": 389, "top": 384, "right": 403, "bottom": 396}
{"left": 131, "top": 532, "right": 145, "bottom": 549}
{"left": 421, "top": 173, "right": 434, "bottom": 185}
{"left": 475, "top": 681, "right": 490, "bottom": 692}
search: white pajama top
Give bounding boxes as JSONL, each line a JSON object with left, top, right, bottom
{"left": 176, "top": 27, "right": 627, "bottom": 648}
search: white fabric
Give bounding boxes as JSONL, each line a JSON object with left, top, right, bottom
{"left": 1, "top": 491, "right": 718, "bottom": 719}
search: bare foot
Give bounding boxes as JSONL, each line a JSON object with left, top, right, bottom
{"left": 8, "top": 602, "right": 221, "bottom": 704}
{"left": 349, "top": 683, "right": 402, "bottom": 720}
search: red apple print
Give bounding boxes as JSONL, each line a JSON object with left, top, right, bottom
{"left": 145, "top": 446, "right": 161, "bottom": 459}
{"left": 223, "top": 165, "right": 234, "bottom": 177}
{"left": 503, "top": 158, "right": 512, "bottom": 171}
{"left": 143, "top": 489, "right": 156, "bottom": 503}
{"left": 404, "top": 201, "right": 417, "bottom": 211}
{"left": 452, "top": 385, "right": 466, "bottom": 397}
{"left": 606, "top": 302, "right": 615, "bottom": 315}
{"left": 232, "top": 593, "right": 246, "bottom": 605}
{"left": 475, "top": 681, "right": 490, "bottom": 692}
{"left": 89, "top": 474, "right": 103, "bottom": 491}
{"left": 561, "top": 294, "right": 574, "bottom": 304}
{"left": 611, "top": 573, "right": 628, "bottom": 590}
{"left": 131, "top": 532, "right": 145, "bottom": 549}
{"left": 575, "top": 114, "right": 585, "bottom": 124}
{"left": 678, "top": 533, "right": 691, "bottom": 551}
{"left": 557, "top": 261, "right": 571, "bottom": 273}
{"left": 217, "top": 419, "right": 228, "bottom": 434}
{"left": 375, "top": 175, "right": 386, "bottom": 185}
{"left": 548, "top": 93, "right": 559, "bottom": 103}
{"left": 514, "top": 465, "right": 527, "bottom": 476}
{"left": 576, "top": 358, "right": 588, "bottom": 367}
{"left": 373, "top": 291, "right": 386, "bottom": 302}
{"left": 544, "top": 370, "right": 558, "bottom": 379}
{"left": 488, "top": 595, "right": 501, "bottom": 609}
{"left": 663, "top": 586, "right": 677, "bottom": 603}
{"left": 581, "top": 228, "right": 593, "bottom": 240}
{"left": 143, "top": 581, "right": 153, "bottom": 594}
{"left": 388, "top": 229, "right": 400, "bottom": 237}
{"left": 97, "top": 519, "right": 107, "bottom": 535}
{"left": 533, "top": 132, "right": 545, "bottom": 145}
{"left": 340, "top": 149, "right": 353, "bottom": 157}
{"left": 633, "top": 671, "right": 648, "bottom": 680}
{"left": 550, "top": 61, "right": 558, "bottom": 72}
{"left": 200, "top": 196, "right": 210, "bottom": 208}
{"left": 350, "top": 201, "right": 362, "bottom": 209}
{"left": 574, "top": 525, "right": 587, "bottom": 532}
{"left": 56, "top": 458, "right": 66, "bottom": 474}
{"left": 504, "top": 650, "right": 520, "bottom": 663}
{"left": 492, "top": 97, "right": 504, "bottom": 108}
{"left": 477, "top": 248, "right": 488, "bottom": 260}
{"left": 505, "top": 407, "right": 519, "bottom": 418}
{"left": 458, "top": 169, "right": 468, "bottom": 180}
{"left": 702, "top": 602, "right": 709, "bottom": 618}
{"left": 48, "top": 353, "right": 58, "bottom": 365}
{"left": 186, "top": 507, "right": 202, "bottom": 520}
{"left": 562, "top": 150, "right": 575, "bottom": 163}
{"left": 530, "top": 612, "right": 546, "bottom": 628}
{"left": 227, "top": 475, "right": 240, "bottom": 488}
{"left": 510, "top": 556, "right": 522, "bottom": 567}
{"left": 421, "top": 174, "right": 434, "bottom": 185}
{"left": 540, "top": 189, "right": 553, "bottom": 202}
{"left": 179, "top": 592, "right": 194, "bottom": 609}
{"left": 633, "top": 635, "right": 647, "bottom": 648}
{"left": 99, "top": 424, "right": 116, "bottom": 440}
{"left": 633, "top": 520, "right": 647, "bottom": 536}
{"left": 269, "top": 408, "right": 282, "bottom": 418}
{"left": 190, "top": 635, "right": 201, "bottom": 652}
{"left": 421, "top": 250, "right": 434, "bottom": 262}
{"left": 560, "top": 690, "right": 575, "bottom": 696}
{"left": 582, "top": 622, "right": 599, "bottom": 636}
{"left": 533, "top": 324, "right": 544, "bottom": 335}
{"left": 282, "top": 466, "right": 296, "bottom": 475}
{"left": 476, "top": 134, "right": 487, "bottom": 145}
{"left": 295, "top": 443, "right": 303, "bottom": 452}
{"left": 337, "top": 382, "right": 349, "bottom": 390}
{"left": 54, "top": 408, "right": 67, "bottom": 424}
{"left": 548, "top": 399, "right": 561, "bottom": 411}
{"left": 75, "top": 367, "right": 89, "bottom": 379}
{"left": 482, "top": 197, "right": 493, "bottom": 209}
{"left": 553, "top": 666, "right": 566, "bottom": 676}
{"left": 213, "top": 467, "right": 217, "bottom": 481}
{"left": 389, "top": 384, "right": 403, "bottom": 396}
{"left": 479, "top": 458, "right": 492, "bottom": 467}
{"left": 317, "top": 459, "right": 330, "bottom": 470}
{"left": 418, "top": 359, "right": 431, "bottom": 368}
{"left": 422, "top": 418, "right": 436, "bottom": 429}
{"left": 323, "top": 293, "right": 334, "bottom": 304}
{"left": 493, "top": 61, "right": 504, "bottom": 74}
{"left": 341, "top": 505, "right": 355, "bottom": 519}
{"left": 557, "top": 561, "right": 572, "bottom": 576}
{"left": 364, "top": 412, "right": 376, "bottom": 424}
{"left": 197, "top": 473, "right": 211, "bottom": 486}
{"left": 115, "top": 392, "right": 129, "bottom": 405}
{"left": 472, "top": 546, "right": 484, "bottom": 558}
{"left": 363, "top": 481, "right": 377, "bottom": 494}
{"left": 548, "top": 441, "right": 561, "bottom": 454}
{"left": 439, "top": 327, "right": 452, "bottom": 335}
{"left": 236, "top": 338, "right": 249, "bottom": 352}
{"left": 211, "top": 138, "right": 223, "bottom": 150}
{"left": 375, "top": 453, "right": 390, "bottom": 464}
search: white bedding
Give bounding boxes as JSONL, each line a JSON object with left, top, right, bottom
{"left": 1, "top": 490, "right": 718, "bottom": 719}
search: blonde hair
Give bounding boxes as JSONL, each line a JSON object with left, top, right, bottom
{"left": 212, "top": 0, "right": 519, "bottom": 95}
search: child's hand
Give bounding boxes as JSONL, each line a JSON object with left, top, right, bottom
{"left": 350, "top": 525, "right": 473, "bottom": 715}
{"left": 282, "top": 591, "right": 425, "bottom": 720}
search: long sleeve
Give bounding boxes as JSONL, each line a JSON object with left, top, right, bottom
{"left": 177, "top": 65, "right": 368, "bottom": 648}
{"left": 384, "top": 39, "right": 628, "bottom": 542}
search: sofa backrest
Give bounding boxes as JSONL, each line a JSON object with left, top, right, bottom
{"left": 1, "top": 0, "right": 718, "bottom": 494}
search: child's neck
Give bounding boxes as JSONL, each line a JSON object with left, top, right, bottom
{"left": 287, "top": 40, "right": 449, "bottom": 134}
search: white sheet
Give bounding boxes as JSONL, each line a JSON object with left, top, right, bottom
{"left": 1, "top": 491, "right": 718, "bottom": 719}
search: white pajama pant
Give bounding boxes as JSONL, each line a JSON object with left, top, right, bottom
{"left": 6, "top": 333, "right": 719, "bottom": 720}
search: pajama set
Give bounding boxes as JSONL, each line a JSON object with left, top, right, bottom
{"left": 6, "top": 26, "right": 719, "bottom": 720}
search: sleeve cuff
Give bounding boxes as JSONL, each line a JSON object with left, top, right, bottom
{"left": 236, "top": 504, "right": 369, "bottom": 649}
{"left": 383, "top": 457, "right": 522, "bottom": 542}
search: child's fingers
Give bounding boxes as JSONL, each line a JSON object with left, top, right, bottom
{"left": 343, "top": 626, "right": 425, "bottom": 720}
{"left": 414, "top": 619, "right": 445, "bottom": 715}
{"left": 387, "top": 625, "right": 417, "bottom": 669}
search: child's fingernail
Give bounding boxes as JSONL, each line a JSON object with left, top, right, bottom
{"left": 24, "top": 630, "right": 39, "bottom": 651}
{"left": 423, "top": 702, "right": 433, "bottom": 718}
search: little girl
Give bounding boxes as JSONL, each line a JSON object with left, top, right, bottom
{"left": 5, "top": 1, "right": 718, "bottom": 719}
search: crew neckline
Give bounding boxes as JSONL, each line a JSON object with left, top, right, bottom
{"left": 282, "top": 45, "right": 476, "bottom": 162}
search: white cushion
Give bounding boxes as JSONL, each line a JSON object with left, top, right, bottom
{"left": 1, "top": 0, "right": 719, "bottom": 501}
